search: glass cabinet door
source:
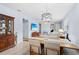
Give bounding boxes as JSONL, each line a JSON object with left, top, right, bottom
{"left": 7, "top": 18, "right": 13, "bottom": 34}
{"left": 0, "top": 15, "right": 5, "bottom": 34}
{"left": 0, "top": 14, "right": 14, "bottom": 35}
{"left": 0, "top": 19, "right": 2, "bottom": 34}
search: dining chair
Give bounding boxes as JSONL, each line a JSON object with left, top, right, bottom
{"left": 29, "top": 39, "right": 41, "bottom": 55}
{"left": 44, "top": 40, "right": 60, "bottom": 55}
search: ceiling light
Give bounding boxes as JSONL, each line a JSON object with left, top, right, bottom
{"left": 42, "top": 13, "right": 52, "bottom": 21}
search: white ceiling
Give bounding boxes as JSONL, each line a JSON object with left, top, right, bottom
{"left": 0, "top": 3, "right": 75, "bottom": 21}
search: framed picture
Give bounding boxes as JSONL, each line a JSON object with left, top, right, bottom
{"left": 50, "top": 24, "right": 55, "bottom": 31}
{"left": 31, "top": 23, "right": 38, "bottom": 31}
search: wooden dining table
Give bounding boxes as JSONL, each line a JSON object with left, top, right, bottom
{"left": 28, "top": 37, "right": 79, "bottom": 55}
{"left": 60, "top": 39, "right": 79, "bottom": 54}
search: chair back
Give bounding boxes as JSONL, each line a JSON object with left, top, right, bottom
{"left": 44, "top": 40, "right": 60, "bottom": 51}
{"left": 29, "top": 39, "right": 40, "bottom": 47}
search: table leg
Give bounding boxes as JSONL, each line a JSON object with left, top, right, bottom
{"left": 40, "top": 43, "right": 45, "bottom": 55}
{"left": 60, "top": 47, "right": 64, "bottom": 55}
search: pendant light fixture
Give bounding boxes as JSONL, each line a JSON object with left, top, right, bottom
{"left": 41, "top": 4, "right": 52, "bottom": 22}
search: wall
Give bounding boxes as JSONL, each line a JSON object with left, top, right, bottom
{"left": 63, "top": 4, "right": 79, "bottom": 46}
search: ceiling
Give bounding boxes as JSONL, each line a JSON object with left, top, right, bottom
{"left": 0, "top": 3, "right": 75, "bottom": 22}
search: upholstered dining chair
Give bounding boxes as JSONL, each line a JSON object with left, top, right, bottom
{"left": 44, "top": 40, "right": 60, "bottom": 55}
{"left": 29, "top": 39, "right": 41, "bottom": 55}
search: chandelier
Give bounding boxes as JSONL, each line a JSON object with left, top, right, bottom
{"left": 41, "top": 13, "right": 52, "bottom": 21}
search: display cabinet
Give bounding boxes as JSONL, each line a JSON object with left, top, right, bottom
{"left": 0, "top": 14, "right": 15, "bottom": 52}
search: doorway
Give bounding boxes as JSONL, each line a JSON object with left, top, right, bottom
{"left": 23, "top": 19, "right": 29, "bottom": 41}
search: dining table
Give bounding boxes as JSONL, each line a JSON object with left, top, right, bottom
{"left": 28, "top": 36, "right": 79, "bottom": 55}
{"left": 60, "top": 39, "right": 79, "bottom": 54}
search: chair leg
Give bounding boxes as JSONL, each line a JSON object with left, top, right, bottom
{"left": 30, "top": 45, "right": 31, "bottom": 55}
{"left": 57, "top": 48, "right": 60, "bottom": 55}
{"left": 38, "top": 48, "right": 40, "bottom": 55}
{"left": 45, "top": 48, "right": 47, "bottom": 55}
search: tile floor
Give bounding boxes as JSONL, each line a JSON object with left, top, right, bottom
{"left": 0, "top": 41, "right": 30, "bottom": 55}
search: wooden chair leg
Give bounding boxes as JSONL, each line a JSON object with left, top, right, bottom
{"left": 45, "top": 48, "right": 47, "bottom": 55}
{"left": 57, "top": 48, "right": 60, "bottom": 55}
{"left": 30, "top": 45, "right": 31, "bottom": 55}
{"left": 38, "top": 48, "right": 40, "bottom": 55}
